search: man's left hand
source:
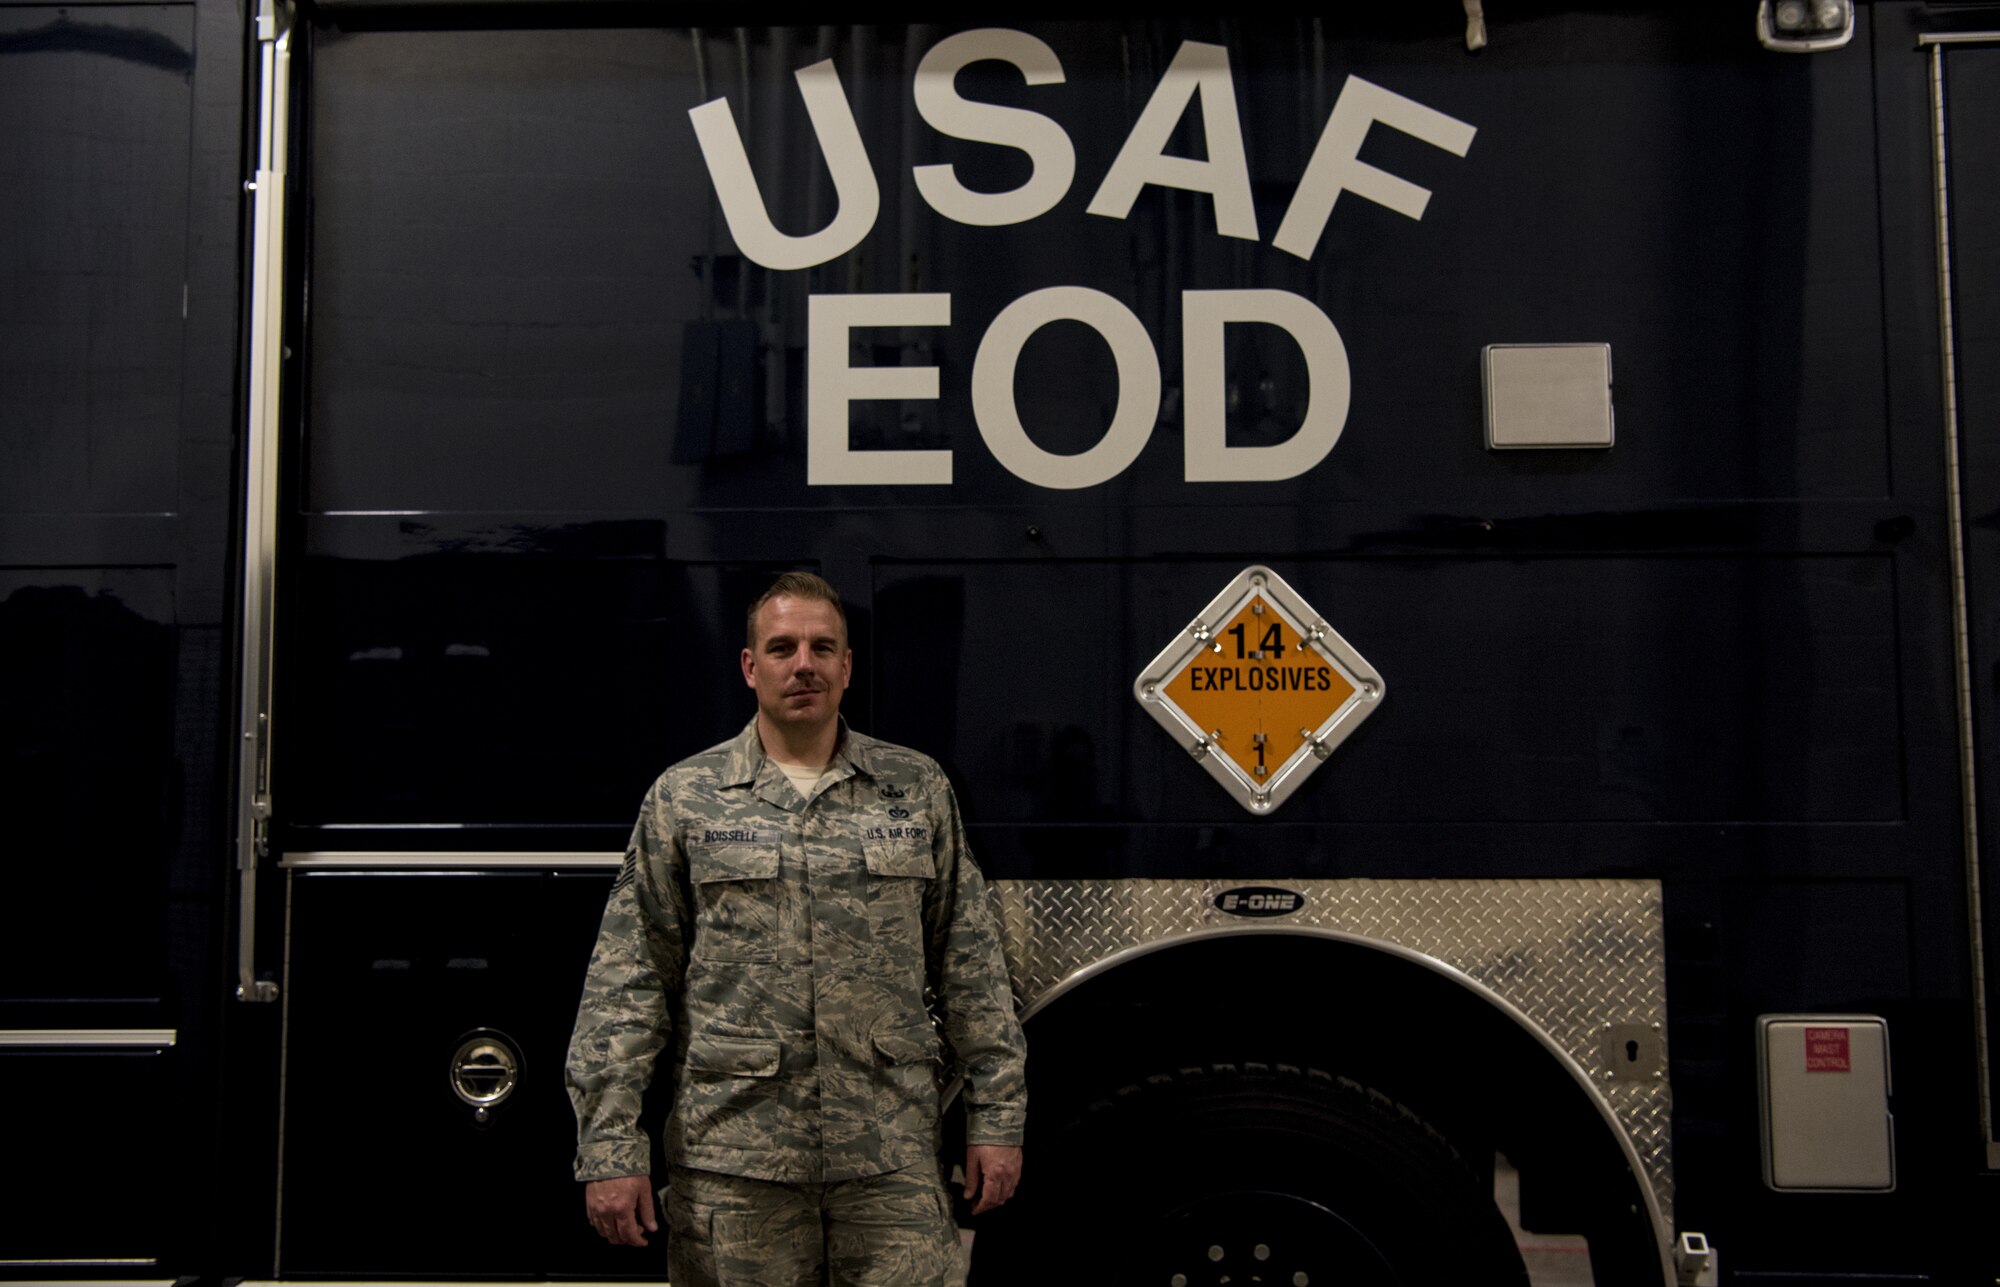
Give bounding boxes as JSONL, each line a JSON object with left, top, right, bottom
{"left": 964, "top": 1144, "right": 1023, "bottom": 1215}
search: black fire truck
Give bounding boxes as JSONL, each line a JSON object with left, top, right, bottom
{"left": 4, "top": 3, "right": 1998, "bottom": 1283}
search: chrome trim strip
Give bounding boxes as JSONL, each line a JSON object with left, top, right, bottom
{"left": 236, "top": 0, "right": 294, "bottom": 1006}
{"left": 1919, "top": 32, "right": 2000, "bottom": 47}
{"left": 0, "top": 1029, "right": 176, "bottom": 1049}
{"left": 281, "top": 851, "right": 623, "bottom": 869}
{"left": 1013, "top": 924, "right": 1676, "bottom": 1287}
{"left": 1928, "top": 40, "right": 2000, "bottom": 1167}
{"left": 0, "top": 1262, "right": 161, "bottom": 1269}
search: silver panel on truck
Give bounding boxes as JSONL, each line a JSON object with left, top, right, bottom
{"left": 996, "top": 878, "right": 1672, "bottom": 1223}
{"left": 1758, "top": 1014, "right": 1894, "bottom": 1192}
{"left": 1483, "top": 343, "right": 1615, "bottom": 449}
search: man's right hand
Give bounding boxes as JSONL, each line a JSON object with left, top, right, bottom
{"left": 584, "top": 1174, "right": 657, "bottom": 1246}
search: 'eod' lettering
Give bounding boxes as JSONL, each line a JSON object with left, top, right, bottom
{"left": 687, "top": 30, "right": 1476, "bottom": 490}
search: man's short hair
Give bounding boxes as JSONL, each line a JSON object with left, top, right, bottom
{"left": 746, "top": 571, "right": 848, "bottom": 649}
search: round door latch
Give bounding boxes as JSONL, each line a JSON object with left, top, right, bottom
{"left": 450, "top": 1030, "right": 521, "bottom": 1122}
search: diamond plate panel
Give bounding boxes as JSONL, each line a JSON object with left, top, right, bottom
{"left": 994, "top": 878, "right": 1672, "bottom": 1228}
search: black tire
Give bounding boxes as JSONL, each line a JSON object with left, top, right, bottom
{"left": 970, "top": 1062, "right": 1529, "bottom": 1287}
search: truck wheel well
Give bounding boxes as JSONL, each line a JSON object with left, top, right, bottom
{"left": 970, "top": 1060, "right": 1530, "bottom": 1286}
{"left": 1008, "top": 929, "right": 1670, "bottom": 1286}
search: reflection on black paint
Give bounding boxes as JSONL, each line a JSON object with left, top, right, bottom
{"left": 0, "top": 5, "right": 194, "bottom": 518}
{"left": 873, "top": 558, "right": 1900, "bottom": 836}
{"left": 0, "top": 582, "right": 173, "bottom": 1000}
{"left": 282, "top": 871, "right": 647, "bottom": 1275}
{"left": 0, "top": 15, "right": 194, "bottom": 72}
{"left": 286, "top": 539, "right": 799, "bottom": 829}
{"left": 303, "top": 19, "right": 1890, "bottom": 512}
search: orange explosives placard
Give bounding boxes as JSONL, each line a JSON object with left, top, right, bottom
{"left": 1135, "top": 566, "right": 1384, "bottom": 815}
{"left": 1164, "top": 597, "right": 1355, "bottom": 783}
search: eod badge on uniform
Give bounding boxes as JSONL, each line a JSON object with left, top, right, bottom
{"left": 1135, "top": 565, "right": 1383, "bottom": 814}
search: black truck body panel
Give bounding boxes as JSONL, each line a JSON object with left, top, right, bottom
{"left": 3, "top": 3, "right": 1996, "bottom": 1281}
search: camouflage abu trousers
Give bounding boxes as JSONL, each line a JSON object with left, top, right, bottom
{"left": 664, "top": 1163, "right": 965, "bottom": 1287}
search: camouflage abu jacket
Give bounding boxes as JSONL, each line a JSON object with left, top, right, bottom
{"left": 565, "top": 718, "right": 1028, "bottom": 1184}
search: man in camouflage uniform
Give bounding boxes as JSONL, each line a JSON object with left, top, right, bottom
{"left": 566, "top": 572, "right": 1026, "bottom": 1286}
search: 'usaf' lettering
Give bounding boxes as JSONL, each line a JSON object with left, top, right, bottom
{"left": 690, "top": 36, "right": 1475, "bottom": 268}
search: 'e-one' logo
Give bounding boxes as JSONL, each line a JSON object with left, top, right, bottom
{"left": 1213, "top": 886, "right": 1307, "bottom": 918}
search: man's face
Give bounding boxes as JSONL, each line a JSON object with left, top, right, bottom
{"left": 741, "top": 595, "right": 852, "bottom": 736}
